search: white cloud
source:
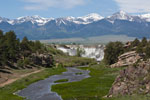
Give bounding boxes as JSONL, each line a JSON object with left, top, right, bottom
{"left": 114, "top": 0, "right": 150, "bottom": 13}
{"left": 23, "top": 0, "right": 86, "bottom": 10}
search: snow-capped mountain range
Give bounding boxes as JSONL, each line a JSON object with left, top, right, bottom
{"left": 1, "top": 11, "right": 150, "bottom": 26}
{"left": 0, "top": 13, "right": 104, "bottom": 26}
{"left": 1, "top": 11, "right": 150, "bottom": 40}
{"left": 0, "top": 11, "right": 150, "bottom": 26}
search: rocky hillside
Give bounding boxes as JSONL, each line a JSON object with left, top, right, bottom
{"left": 108, "top": 59, "right": 150, "bottom": 97}
{"left": 104, "top": 38, "right": 150, "bottom": 97}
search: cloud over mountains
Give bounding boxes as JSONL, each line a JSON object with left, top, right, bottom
{"left": 114, "top": 0, "right": 150, "bottom": 13}
{"left": 23, "top": 0, "right": 87, "bottom": 10}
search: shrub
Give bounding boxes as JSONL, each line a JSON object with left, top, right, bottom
{"left": 23, "top": 57, "right": 30, "bottom": 66}
{"left": 17, "top": 59, "right": 24, "bottom": 68}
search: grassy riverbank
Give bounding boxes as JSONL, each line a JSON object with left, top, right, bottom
{"left": 51, "top": 63, "right": 122, "bottom": 100}
{"left": 0, "top": 67, "right": 66, "bottom": 100}
{"left": 52, "top": 63, "right": 149, "bottom": 100}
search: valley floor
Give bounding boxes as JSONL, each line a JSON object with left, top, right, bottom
{"left": 0, "top": 63, "right": 149, "bottom": 100}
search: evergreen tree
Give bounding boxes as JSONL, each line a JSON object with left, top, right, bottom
{"left": 0, "top": 30, "right": 5, "bottom": 66}
{"left": 144, "top": 45, "right": 150, "bottom": 59}
{"left": 20, "top": 37, "right": 31, "bottom": 58}
{"left": 141, "top": 37, "right": 147, "bottom": 47}
{"left": 136, "top": 44, "right": 143, "bottom": 54}
{"left": 104, "top": 41, "right": 124, "bottom": 65}
{"left": 131, "top": 38, "right": 140, "bottom": 47}
{"left": 21, "top": 37, "right": 30, "bottom": 50}
{"left": 33, "top": 40, "right": 42, "bottom": 53}
{"left": 4, "top": 31, "right": 19, "bottom": 61}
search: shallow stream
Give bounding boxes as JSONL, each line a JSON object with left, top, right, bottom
{"left": 16, "top": 67, "right": 90, "bottom": 100}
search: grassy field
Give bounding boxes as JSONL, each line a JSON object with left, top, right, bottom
{"left": 52, "top": 63, "right": 148, "bottom": 100}
{"left": 54, "top": 54, "right": 97, "bottom": 67}
{"left": 54, "top": 79, "right": 69, "bottom": 83}
{"left": 0, "top": 67, "right": 66, "bottom": 100}
{"left": 41, "top": 35, "right": 136, "bottom": 44}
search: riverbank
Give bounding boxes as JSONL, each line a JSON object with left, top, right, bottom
{"left": 16, "top": 67, "right": 90, "bottom": 100}
{"left": 51, "top": 62, "right": 121, "bottom": 100}
{"left": 0, "top": 67, "right": 66, "bottom": 100}
{"left": 52, "top": 63, "right": 149, "bottom": 100}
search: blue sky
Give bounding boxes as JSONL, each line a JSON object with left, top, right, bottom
{"left": 0, "top": 0, "right": 150, "bottom": 19}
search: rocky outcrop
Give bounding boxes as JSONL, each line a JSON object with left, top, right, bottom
{"left": 31, "top": 53, "right": 54, "bottom": 67}
{"left": 108, "top": 60, "right": 150, "bottom": 97}
{"left": 111, "top": 51, "right": 143, "bottom": 68}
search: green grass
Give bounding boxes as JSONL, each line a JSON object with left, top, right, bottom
{"left": 54, "top": 55, "right": 97, "bottom": 67}
{"left": 51, "top": 63, "right": 122, "bottom": 100}
{"left": 52, "top": 63, "right": 149, "bottom": 100}
{"left": 41, "top": 35, "right": 135, "bottom": 44}
{"left": 0, "top": 67, "right": 66, "bottom": 100}
{"left": 54, "top": 79, "right": 69, "bottom": 83}
{"left": 75, "top": 72, "right": 83, "bottom": 75}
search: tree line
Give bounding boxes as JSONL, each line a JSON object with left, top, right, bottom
{"left": 0, "top": 30, "right": 47, "bottom": 68}
{"left": 104, "top": 37, "right": 150, "bottom": 65}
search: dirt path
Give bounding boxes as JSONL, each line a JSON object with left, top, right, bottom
{"left": 0, "top": 69, "right": 44, "bottom": 87}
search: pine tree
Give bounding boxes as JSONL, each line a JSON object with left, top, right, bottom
{"left": 141, "top": 37, "right": 147, "bottom": 47}
{"left": 104, "top": 41, "right": 124, "bottom": 65}
{"left": 4, "top": 31, "right": 19, "bottom": 61}
{"left": 20, "top": 37, "right": 31, "bottom": 58}
{"left": 131, "top": 38, "right": 140, "bottom": 47}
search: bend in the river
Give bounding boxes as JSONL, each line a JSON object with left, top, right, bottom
{"left": 16, "top": 67, "right": 90, "bottom": 100}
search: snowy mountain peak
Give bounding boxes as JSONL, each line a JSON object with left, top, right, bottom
{"left": 138, "top": 13, "right": 150, "bottom": 22}
{"left": 61, "top": 13, "right": 104, "bottom": 25}
{"left": 112, "top": 11, "right": 130, "bottom": 19}
{"left": 78, "top": 13, "right": 104, "bottom": 21}
{"left": 107, "top": 11, "right": 133, "bottom": 23}
{"left": 140, "top": 13, "right": 150, "bottom": 18}
{"left": 117, "top": 10, "right": 127, "bottom": 15}
{"left": 15, "top": 15, "right": 54, "bottom": 25}
{"left": 65, "top": 16, "right": 75, "bottom": 21}
{"left": 84, "top": 13, "right": 102, "bottom": 18}
{"left": 72, "top": 13, "right": 104, "bottom": 24}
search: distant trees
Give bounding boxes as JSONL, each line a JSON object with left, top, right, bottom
{"left": 104, "top": 41, "right": 124, "bottom": 65}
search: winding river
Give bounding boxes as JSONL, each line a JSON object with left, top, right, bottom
{"left": 16, "top": 67, "right": 90, "bottom": 100}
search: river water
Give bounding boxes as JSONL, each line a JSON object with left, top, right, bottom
{"left": 16, "top": 67, "right": 90, "bottom": 100}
